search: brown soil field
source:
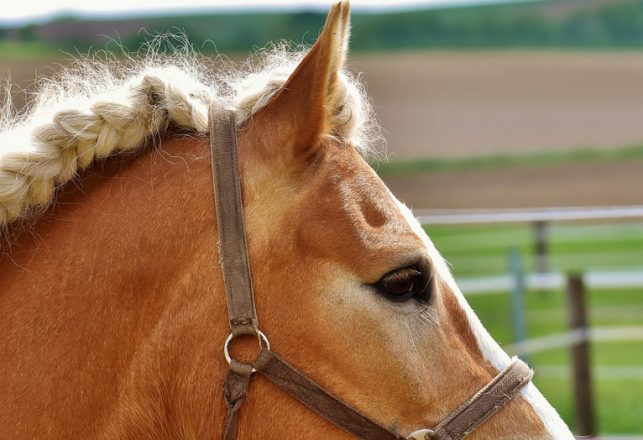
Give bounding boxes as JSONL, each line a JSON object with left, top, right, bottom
{"left": 0, "top": 58, "right": 68, "bottom": 110}
{"left": 352, "top": 51, "right": 643, "bottom": 160}
{"left": 2, "top": 52, "right": 643, "bottom": 208}
{"left": 382, "top": 160, "right": 643, "bottom": 209}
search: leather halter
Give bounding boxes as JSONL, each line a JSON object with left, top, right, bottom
{"left": 208, "top": 103, "right": 534, "bottom": 440}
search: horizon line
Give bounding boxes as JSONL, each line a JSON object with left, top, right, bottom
{"left": 0, "top": 0, "right": 538, "bottom": 28}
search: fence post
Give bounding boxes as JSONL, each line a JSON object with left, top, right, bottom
{"left": 566, "top": 273, "right": 596, "bottom": 437}
{"left": 508, "top": 248, "right": 528, "bottom": 361}
{"left": 533, "top": 220, "right": 549, "bottom": 274}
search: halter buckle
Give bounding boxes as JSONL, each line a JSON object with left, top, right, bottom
{"left": 407, "top": 429, "right": 436, "bottom": 440}
{"left": 223, "top": 329, "right": 271, "bottom": 373}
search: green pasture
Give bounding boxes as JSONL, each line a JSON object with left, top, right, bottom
{"left": 427, "top": 222, "right": 643, "bottom": 434}
{"left": 426, "top": 221, "right": 643, "bottom": 278}
{"left": 376, "top": 144, "right": 643, "bottom": 176}
{"left": 0, "top": 41, "right": 58, "bottom": 59}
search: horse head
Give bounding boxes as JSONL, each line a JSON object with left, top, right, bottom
{"left": 226, "top": 2, "right": 573, "bottom": 438}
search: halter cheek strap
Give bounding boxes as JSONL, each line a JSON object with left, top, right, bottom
{"left": 208, "top": 103, "right": 533, "bottom": 440}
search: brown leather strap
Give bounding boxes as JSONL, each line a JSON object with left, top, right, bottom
{"left": 209, "top": 103, "right": 258, "bottom": 337}
{"left": 412, "top": 358, "right": 534, "bottom": 440}
{"left": 255, "top": 349, "right": 405, "bottom": 440}
{"left": 222, "top": 364, "right": 254, "bottom": 440}
{"left": 210, "top": 104, "right": 260, "bottom": 440}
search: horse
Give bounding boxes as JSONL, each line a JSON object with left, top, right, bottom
{"left": 0, "top": 1, "right": 574, "bottom": 438}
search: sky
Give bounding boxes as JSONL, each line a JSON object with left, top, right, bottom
{"left": 1, "top": 0, "right": 533, "bottom": 25}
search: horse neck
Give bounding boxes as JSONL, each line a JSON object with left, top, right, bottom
{"left": 1, "top": 134, "right": 221, "bottom": 300}
{"left": 0, "top": 135, "right": 233, "bottom": 438}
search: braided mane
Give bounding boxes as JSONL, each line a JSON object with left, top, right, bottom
{"left": 0, "top": 43, "right": 379, "bottom": 226}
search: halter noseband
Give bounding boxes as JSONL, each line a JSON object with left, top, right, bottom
{"left": 208, "top": 104, "right": 533, "bottom": 440}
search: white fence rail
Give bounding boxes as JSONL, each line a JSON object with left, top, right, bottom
{"left": 504, "top": 326, "right": 643, "bottom": 356}
{"left": 415, "top": 205, "right": 643, "bottom": 225}
{"left": 458, "top": 270, "right": 643, "bottom": 294}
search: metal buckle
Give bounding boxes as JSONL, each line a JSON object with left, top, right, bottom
{"left": 223, "top": 329, "right": 270, "bottom": 373}
{"left": 407, "top": 429, "right": 436, "bottom": 440}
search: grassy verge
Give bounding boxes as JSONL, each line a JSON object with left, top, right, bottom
{"left": 375, "top": 144, "right": 643, "bottom": 176}
{"left": 426, "top": 222, "right": 643, "bottom": 277}
{"left": 537, "top": 377, "right": 643, "bottom": 434}
{"left": 0, "top": 41, "right": 60, "bottom": 59}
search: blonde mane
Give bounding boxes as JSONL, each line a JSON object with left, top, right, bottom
{"left": 0, "top": 42, "right": 380, "bottom": 226}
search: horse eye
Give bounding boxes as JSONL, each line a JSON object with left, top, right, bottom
{"left": 376, "top": 265, "right": 431, "bottom": 303}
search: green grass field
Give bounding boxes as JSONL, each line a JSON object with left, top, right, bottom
{"left": 0, "top": 41, "right": 59, "bottom": 59}
{"left": 427, "top": 222, "right": 643, "bottom": 277}
{"left": 375, "top": 145, "right": 643, "bottom": 176}
{"left": 425, "top": 222, "right": 643, "bottom": 434}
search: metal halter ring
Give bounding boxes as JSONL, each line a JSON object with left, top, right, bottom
{"left": 223, "top": 330, "right": 270, "bottom": 373}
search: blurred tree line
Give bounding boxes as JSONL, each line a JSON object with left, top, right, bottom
{"left": 4, "top": 0, "right": 643, "bottom": 53}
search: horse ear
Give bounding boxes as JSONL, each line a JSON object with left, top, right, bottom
{"left": 250, "top": 0, "right": 351, "bottom": 157}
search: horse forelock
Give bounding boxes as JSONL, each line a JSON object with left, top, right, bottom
{"left": 0, "top": 41, "right": 382, "bottom": 228}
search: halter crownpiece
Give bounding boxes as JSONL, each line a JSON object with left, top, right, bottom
{"left": 208, "top": 103, "right": 533, "bottom": 440}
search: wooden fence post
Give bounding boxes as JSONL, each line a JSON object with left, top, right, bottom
{"left": 566, "top": 273, "right": 596, "bottom": 437}
{"left": 533, "top": 220, "right": 549, "bottom": 274}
